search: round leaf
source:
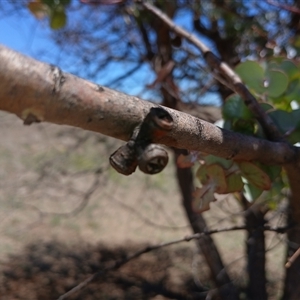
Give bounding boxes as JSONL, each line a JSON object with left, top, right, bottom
{"left": 206, "top": 164, "right": 227, "bottom": 193}
{"left": 50, "top": 8, "right": 66, "bottom": 29}
{"left": 260, "top": 102, "right": 274, "bottom": 113}
{"left": 243, "top": 183, "right": 263, "bottom": 202}
{"left": 282, "top": 79, "right": 300, "bottom": 104}
{"left": 269, "top": 110, "right": 297, "bottom": 135}
{"left": 232, "top": 119, "right": 255, "bottom": 135}
{"left": 226, "top": 173, "right": 244, "bottom": 193}
{"left": 257, "top": 164, "right": 281, "bottom": 181}
{"left": 238, "top": 161, "right": 271, "bottom": 190}
{"left": 279, "top": 60, "right": 300, "bottom": 81}
{"left": 265, "top": 69, "right": 288, "bottom": 98}
{"left": 235, "top": 60, "right": 265, "bottom": 94}
{"left": 204, "top": 155, "right": 233, "bottom": 169}
{"left": 60, "top": 0, "right": 71, "bottom": 5}
{"left": 196, "top": 165, "right": 209, "bottom": 185}
{"left": 223, "top": 94, "right": 253, "bottom": 120}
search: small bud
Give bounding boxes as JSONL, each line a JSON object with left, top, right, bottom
{"left": 138, "top": 144, "right": 168, "bottom": 174}
{"left": 109, "top": 144, "right": 137, "bottom": 175}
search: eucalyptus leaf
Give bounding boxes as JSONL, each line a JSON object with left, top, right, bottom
{"left": 223, "top": 94, "right": 253, "bottom": 120}
{"left": 279, "top": 60, "right": 300, "bottom": 81}
{"left": 243, "top": 183, "right": 263, "bottom": 202}
{"left": 50, "top": 8, "right": 66, "bottom": 29}
{"left": 226, "top": 173, "right": 244, "bottom": 193}
{"left": 265, "top": 69, "right": 288, "bottom": 98}
{"left": 206, "top": 164, "right": 227, "bottom": 193}
{"left": 238, "top": 161, "right": 271, "bottom": 190}
{"left": 196, "top": 165, "right": 209, "bottom": 185}
{"left": 235, "top": 60, "right": 265, "bottom": 94}
{"left": 269, "top": 110, "right": 299, "bottom": 136}
{"left": 204, "top": 155, "right": 233, "bottom": 169}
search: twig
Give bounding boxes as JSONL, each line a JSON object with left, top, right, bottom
{"left": 108, "top": 193, "right": 189, "bottom": 230}
{"left": 140, "top": 1, "right": 282, "bottom": 141}
{"left": 57, "top": 224, "right": 288, "bottom": 300}
{"left": 26, "top": 170, "right": 103, "bottom": 219}
{"left": 285, "top": 247, "right": 300, "bottom": 268}
{"left": 267, "top": 0, "right": 300, "bottom": 14}
{"left": 106, "top": 63, "right": 142, "bottom": 86}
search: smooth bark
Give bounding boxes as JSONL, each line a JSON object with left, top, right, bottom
{"left": 0, "top": 45, "right": 297, "bottom": 167}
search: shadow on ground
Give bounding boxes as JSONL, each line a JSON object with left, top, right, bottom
{"left": 0, "top": 241, "right": 210, "bottom": 300}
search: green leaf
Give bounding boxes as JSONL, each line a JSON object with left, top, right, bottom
{"left": 265, "top": 69, "right": 289, "bottom": 98}
{"left": 282, "top": 79, "right": 300, "bottom": 104}
{"left": 42, "top": 0, "right": 70, "bottom": 7}
{"left": 196, "top": 165, "right": 209, "bottom": 185}
{"left": 279, "top": 60, "right": 300, "bottom": 81}
{"left": 238, "top": 161, "right": 271, "bottom": 190}
{"left": 206, "top": 164, "right": 227, "bottom": 193}
{"left": 204, "top": 155, "right": 233, "bottom": 169}
{"left": 41, "top": 0, "right": 56, "bottom": 7}
{"left": 226, "top": 173, "right": 244, "bottom": 193}
{"left": 232, "top": 119, "right": 256, "bottom": 135}
{"left": 260, "top": 102, "right": 274, "bottom": 113}
{"left": 243, "top": 183, "right": 263, "bottom": 202}
{"left": 235, "top": 61, "right": 289, "bottom": 97}
{"left": 235, "top": 60, "right": 265, "bottom": 93}
{"left": 60, "top": 0, "right": 71, "bottom": 5}
{"left": 196, "top": 163, "right": 229, "bottom": 194}
{"left": 257, "top": 164, "right": 282, "bottom": 181}
{"left": 268, "top": 110, "right": 300, "bottom": 139}
{"left": 50, "top": 8, "right": 66, "bottom": 29}
{"left": 223, "top": 94, "right": 253, "bottom": 121}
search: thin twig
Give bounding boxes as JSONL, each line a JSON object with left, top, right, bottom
{"left": 57, "top": 224, "right": 288, "bottom": 300}
{"left": 285, "top": 247, "right": 300, "bottom": 268}
{"left": 26, "top": 170, "right": 103, "bottom": 220}
{"left": 140, "top": 1, "right": 282, "bottom": 141}
{"left": 108, "top": 193, "right": 189, "bottom": 230}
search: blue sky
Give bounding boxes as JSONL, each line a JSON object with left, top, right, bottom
{"left": 0, "top": 3, "right": 221, "bottom": 106}
{"left": 0, "top": 7, "right": 160, "bottom": 99}
{"left": 0, "top": 9, "right": 61, "bottom": 63}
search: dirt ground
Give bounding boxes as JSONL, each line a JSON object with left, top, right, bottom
{"left": 0, "top": 111, "right": 286, "bottom": 299}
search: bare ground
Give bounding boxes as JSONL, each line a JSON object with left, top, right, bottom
{"left": 0, "top": 111, "right": 286, "bottom": 299}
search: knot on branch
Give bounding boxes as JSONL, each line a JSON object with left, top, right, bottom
{"left": 109, "top": 107, "right": 173, "bottom": 175}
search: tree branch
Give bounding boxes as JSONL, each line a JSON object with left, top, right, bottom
{"left": 0, "top": 45, "right": 297, "bottom": 166}
{"left": 140, "top": 1, "right": 282, "bottom": 141}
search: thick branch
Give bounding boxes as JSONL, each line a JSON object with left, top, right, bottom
{"left": 0, "top": 45, "right": 297, "bottom": 166}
